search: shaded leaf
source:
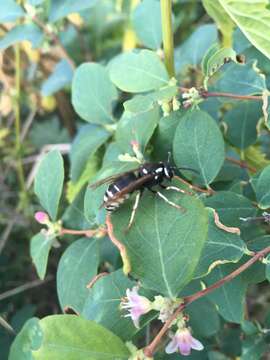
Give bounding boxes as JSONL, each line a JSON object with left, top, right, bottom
{"left": 70, "top": 124, "right": 110, "bottom": 182}
{"left": 253, "top": 165, "right": 270, "bottom": 209}
{"left": 72, "top": 63, "right": 117, "bottom": 124}
{"left": 224, "top": 101, "right": 262, "bottom": 149}
{"left": 57, "top": 238, "right": 99, "bottom": 314}
{"left": 0, "top": 24, "right": 43, "bottom": 50}
{"left": 30, "top": 232, "right": 55, "bottom": 280}
{"left": 49, "top": 0, "right": 97, "bottom": 22}
{"left": 41, "top": 59, "right": 73, "bottom": 97}
{"left": 34, "top": 150, "right": 64, "bottom": 221}
{"left": 131, "top": 0, "right": 162, "bottom": 50}
{"left": 173, "top": 109, "right": 225, "bottom": 186}
{"left": 194, "top": 208, "right": 245, "bottom": 278}
{"left": 0, "top": 0, "right": 25, "bottom": 22}
{"left": 82, "top": 270, "right": 136, "bottom": 339}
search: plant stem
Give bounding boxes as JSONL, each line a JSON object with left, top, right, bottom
{"left": 160, "top": 0, "right": 175, "bottom": 77}
{"left": 14, "top": 43, "right": 28, "bottom": 208}
{"left": 144, "top": 245, "right": 270, "bottom": 357}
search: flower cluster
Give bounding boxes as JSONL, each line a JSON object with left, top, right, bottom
{"left": 121, "top": 286, "right": 204, "bottom": 357}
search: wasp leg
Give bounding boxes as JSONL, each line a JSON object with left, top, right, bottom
{"left": 125, "top": 191, "right": 142, "bottom": 232}
{"left": 161, "top": 184, "right": 193, "bottom": 196}
{"left": 156, "top": 191, "right": 186, "bottom": 212}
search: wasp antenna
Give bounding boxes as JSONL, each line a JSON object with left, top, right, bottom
{"left": 173, "top": 166, "right": 199, "bottom": 174}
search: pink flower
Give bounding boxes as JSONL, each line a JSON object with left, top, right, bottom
{"left": 121, "top": 287, "right": 152, "bottom": 328}
{"left": 165, "top": 328, "right": 204, "bottom": 356}
{"left": 34, "top": 211, "right": 49, "bottom": 224}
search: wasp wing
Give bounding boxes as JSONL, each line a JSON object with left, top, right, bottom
{"left": 100, "top": 173, "right": 155, "bottom": 209}
{"left": 89, "top": 168, "right": 140, "bottom": 189}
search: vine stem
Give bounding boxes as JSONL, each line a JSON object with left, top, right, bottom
{"left": 160, "top": 0, "right": 175, "bottom": 77}
{"left": 14, "top": 42, "right": 27, "bottom": 208}
{"left": 180, "top": 87, "right": 263, "bottom": 101}
{"left": 144, "top": 245, "right": 270, "bottom": 357}
{"left": 60, "top": 227, "right": 107, "bottom": 237}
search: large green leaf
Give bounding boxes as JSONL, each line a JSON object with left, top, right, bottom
{"left": 9, "top": 318, "right": 42, "bottom": 360}
{"left": 82, "top": 270, "right": 136, "bottom": 339}
{"left": 173, "top": 109, "right": 225, "bottom": 186}
{"left": 109, "top": 50, "right": 169, "bottom": 92}
{"left": 211, "top": 61, "right": 266, "bottom": 95}
{"left": 112, "top": 191, "right": 208, "bottom": 297}
{"left": 70, "top": 124, "right": 110, "bottom": 182}
{"left": 34, "top": 150, "right": 64, "bottom": 221}
{"left": 224, "top": 101, "right": 262, "bottom": 149}
{"left": 72, "top": 63, "right": 117, "bottom": 124}
{"left": 194, "top": 208, "right": 246, "bottom": 278}
{"left": 11, "top": 315, "right": 129, "bottom": 360}
{"left": 219, "top": 0, "right": 270, "bottom": 60}
{"left": 206, "top": 264, "right": 247, "bottom": 323}
{"left": 57, "top": 238, "right": 99, "bottom": 314}
{"left": 204, "top": 191, "right": 257, "bottom": 228}
{"left": 131, "top": 0, "right": 162, "bottom": 50}
{"left": 252, "top": 165, "right": 270, "bottom": 209}
{"left": 30, "top": 232, "right": 55, "bottom": 280}
{"left": 116, "top": 105, "right": 159, "bottom": 152}
{"left": 175, "top": 24, "right": 218, "bottom": 72}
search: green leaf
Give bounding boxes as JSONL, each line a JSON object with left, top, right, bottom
{"left": 202, "top": 1, "right": 235, "bottom": 42}
{"left": 131, "top": 0, "right": 162, "bottom": 50}
{"left": 9, "top": 318, "right": 42, "bottom": 360}
{"left": 72, "top": 63, "right": 117, "bottom": 124}
{"left": 0, "top": 0, "right": 25, "bottom": 22}
{"left": 212, "top": 61, "right": 266, "bottom": 95}
{"left": 116, "top": 105, "right": 159, "bottom": 152}
{"left": 82, "top": 270, "right": 136, "bottom": 339}
{"left": 70, "top": 124, "right": 110, "bottom": 182}
{"left": 123, "top": 84, "right": 177, "bottom": 114}
{"left": 173, "top": 109, "right": 225, "bottom": 186}
{"left": 253, "top": 165, "right": 270, "bottom": 209}
{"left": 30, "top": 232, "right": 55, "bottom": 280}
{"left": 241, "top": 334, "right": 268, "bottom": 360}
{"left": 0, "top": 24, "right": 43, "bottom": 50}
{"left": 41, "top": 59, "right": 73, "bottom": 97}
{"left": 112, "top": 191, "right": 208, "bottom": 297}
{"left": 204, "top": 191, "right": 257, "bottom": 228}
{"left": 175, "top": 24, "right": 218, "bottom": 72}
{"left": 194, "top": 208, "right": 246, "bottom": 278}
{"left": 57, "top": 238, "right": 99, "bottom": 314}
{"left": 34, "top": 150, "right": 64, "bottom": 221}
{"left": 49, "top": 0, "right": 97, "bottom": 22}
{"left": 224, "top": 101, "right": 262, "bottom": 149}
{"left": 218, "top": 0, "right": 270, "bottom": 60}
{"left": 206, "top": 264, "right": 247, "bottom": 323}
{"left": 22, "top": 315, "right": 129, "bottom": 360}
{"left": 109, "top": 50, "right": 169, "bottom": 92}
{"left": 202, "top": 46, "right": 238, "bottom": 89}
{"left": 186, "top": 297, "right": 220, "bottom": 338}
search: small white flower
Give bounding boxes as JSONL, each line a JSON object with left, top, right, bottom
{"left": 165, "top": 328, "right": 204, "bottom": 356}
{"left": 121, "top": 287, "right": 152, "bottom": 328}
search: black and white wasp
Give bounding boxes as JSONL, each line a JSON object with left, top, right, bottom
{"left": 90, "top": 157, "right": 197, "bottom": 229}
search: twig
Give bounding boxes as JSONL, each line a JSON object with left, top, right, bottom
{"left": 160, "top": 0, "right": 175, "bottom": 77}
{"left": 0, "top": 276, "right": 53, "bottom": 301}
{"left": 60, "top": 227, "right": 106, "bottom": 238}
{"left": 179, "top": 87, "right": 263, "bottom": 102}
{"left": 226, "top": 156, "right": 257, "bottom": 173}
{"left": 144, "top": 245, "right": 270, "bottom": 357}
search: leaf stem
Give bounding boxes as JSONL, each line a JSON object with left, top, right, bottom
{"left": 180, "top": 87, "right": 263, "bottom": 101}
{"left": 14, "top": 42, "right": 28, "bottom": 208}
{"left": 160, "top": 0, "right": 175, "bottom": 77}
{"left": 144, "top": 245, "right": 270, "bottom": 357}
